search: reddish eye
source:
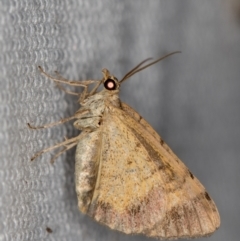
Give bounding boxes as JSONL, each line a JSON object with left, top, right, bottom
{"left": 104, "top": 79, "right": 117, "bottom": 90}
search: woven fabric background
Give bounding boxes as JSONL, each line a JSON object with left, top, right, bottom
{"left": 0, "top": 1, "right": 240, "bottom": 241}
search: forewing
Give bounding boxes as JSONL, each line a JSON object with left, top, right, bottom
{"left": 86, "top": 111, "right": 167, "bottom": 235}
{"left": 120, "top": 102, "right": 220, "bottom": 237}
{"left": 86, "top": 103, "right": 220, "bottom": 239}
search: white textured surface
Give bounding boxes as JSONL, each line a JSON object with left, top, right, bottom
{"left": 0, "top": 1, "right": 240, "bottom": 241}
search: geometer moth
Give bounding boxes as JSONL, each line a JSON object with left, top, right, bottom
{"left": 29, "top": 52, "right": 220, "bottom": 239}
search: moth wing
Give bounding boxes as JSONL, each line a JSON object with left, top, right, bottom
{"left": 120, "top": 102, "right": 220, "bottom": 235}
{"left": 86, "top": 103, "right": 220, "bottom": 239}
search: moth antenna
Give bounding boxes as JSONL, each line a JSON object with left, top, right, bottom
{"left": 120, "top": 58, "right": 153, "bottom": 83}
{"left": 120, "top": 51, "right": 181, "bottom": 83}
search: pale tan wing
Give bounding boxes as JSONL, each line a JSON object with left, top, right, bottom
{"left": 87, "top": 111, "right": 167, "bottom": 236}
{"left": 118, "top": 103, "right": 220, "bottom": 237}
{"left": 86, "top": 104, "right": 220, "bottom": 239}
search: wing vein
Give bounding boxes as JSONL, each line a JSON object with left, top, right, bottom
{"left": 191, "top": 200, "right": 203, "bottom": 234}
{"left": 202, "top": 195, "right": 215, "bottom": 228}
{"left": 183, "top": 204, "right": 192, "bottom": 237}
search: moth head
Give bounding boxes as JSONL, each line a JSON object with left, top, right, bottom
{"left": 90, "top": 51, "right": 180, "bottom": 97}
{"left": 102, "top": 68, "right": 120, "bottom": 91}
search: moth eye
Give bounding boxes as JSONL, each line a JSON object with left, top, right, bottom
{"left": 104, "top": 79, "right": 117, "bottom": 90}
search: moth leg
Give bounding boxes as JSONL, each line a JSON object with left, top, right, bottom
{"left": 78, "top": 80, "right": 103, "bottom": 104}
{"left": 27, "top": 108, "right": 90, "bottom": 130}
{"left": 38, "top": 66, "right": 98, "bottom": 87}
{"left": 50, "top": 141, "right": 78, "bottom": 164}
{"left": 30, "top": 134, "right": 83, "bottom": 161}
{"left": 79, "top": 85, "right": 89, "bottom": 104}
{"left": 88, "top": 80, "right": 103, "bottom": 96}
{"left": 27, "top": 115, "right": 77, "bottom": 130}
{"left": 54, "top": 70, "right": 70, "bottom": 82}
{"left": 54, "top": 71, "right": 84, "bottom": 96}
{"left": 55, "top": 82, "right": 80, "bottom": 96}
{"left": 79, "top": 79, "right": 105, "bottom": 103}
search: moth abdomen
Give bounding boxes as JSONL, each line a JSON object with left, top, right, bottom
{"left": 75, "top": 130, "right": 102, "bottom": 213}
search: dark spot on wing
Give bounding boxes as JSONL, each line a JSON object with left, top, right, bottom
{"left": 160, "top": 138, "right": 164, "bottom": 145}
{"left": 128, "top": 204, "right": 141, "bottom": 216}
{"left": 136, "top": 142, "right": 141, "bottom": 148}
{"left": 99, "top": 201, "right": 111, "bottom": 212}
{"left": 188, "top": 170, "right": 194, "bottom": 179}
{"left": 170, "top": 206, "right": 181, "bottom": 222}
{"left": 205, "top": 191, "right": 211, "bottom": 201}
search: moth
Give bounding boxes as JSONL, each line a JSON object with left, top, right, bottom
{"left": 29, "top": 52, "right": 220, "bottom": 239}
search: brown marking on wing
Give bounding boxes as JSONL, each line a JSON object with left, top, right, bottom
{"left": 92, "top": 187, "right": 166, "bottom": 234}
{"left": 127, "top": 125, "right": 188, "bottom": 192}
{"left": 188, "top": 169, "right": 194, "bottom": 179}
{"left": 160, "top": 138, "right": 164, "bottom": 145}
{"left": 90, "top": 187, "right": 219, "bottom": 239}
{"left": 205, "top": 191, "right": 211, "bottom": 201}
{"left": 129, "top": 127, "right": 164, "bottom": 170}
{"left": 150, "top": 192, "right": 219, "bottom": 239}
{"left": 121, "top": 102, "right": 180, "bottom": 156}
